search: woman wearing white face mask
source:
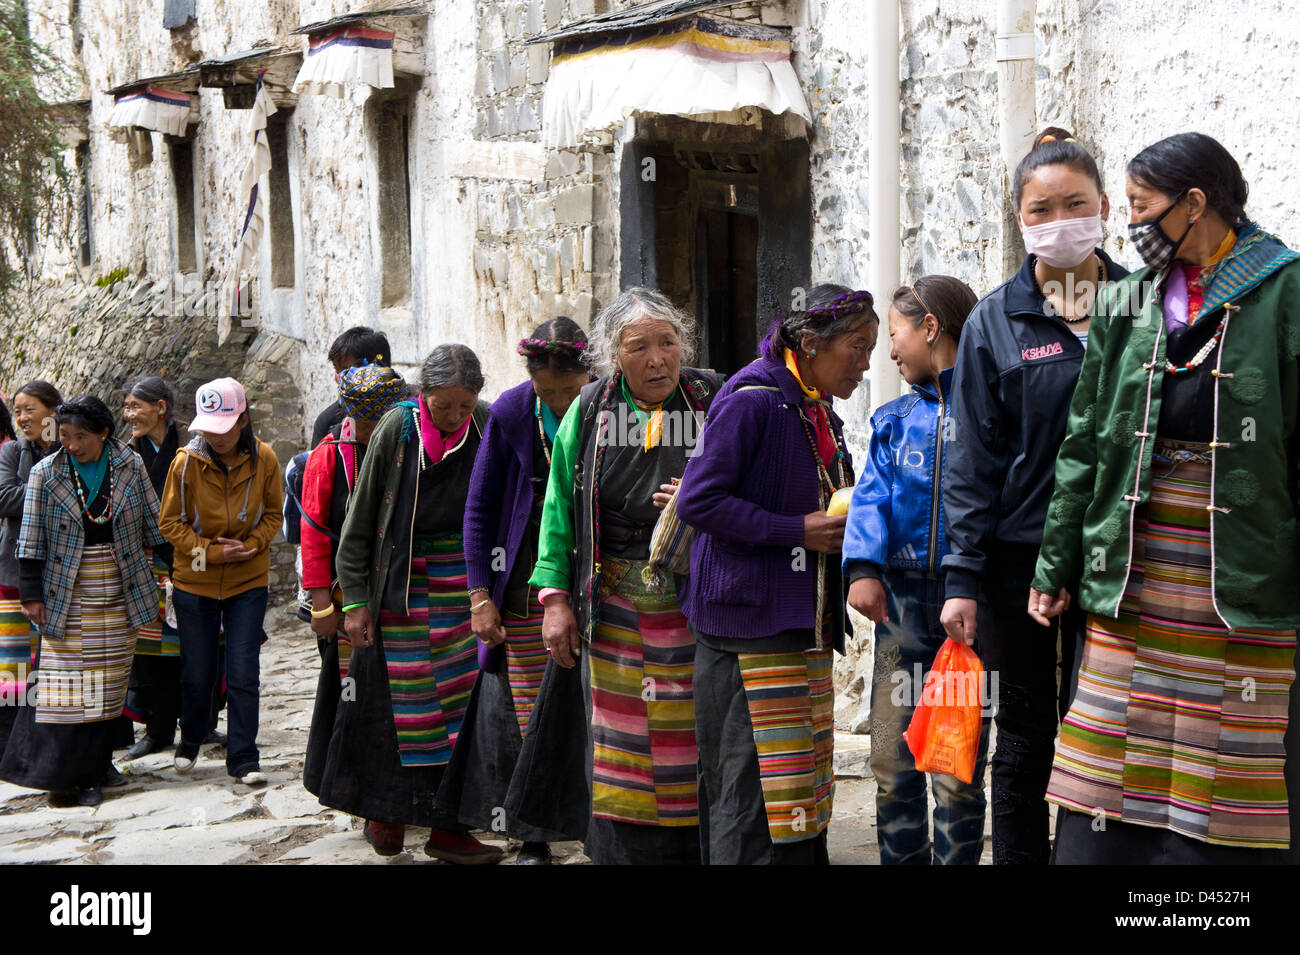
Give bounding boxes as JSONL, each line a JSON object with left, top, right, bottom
{"left": 939, "top": 127, "right": 1128, "bottom": 865}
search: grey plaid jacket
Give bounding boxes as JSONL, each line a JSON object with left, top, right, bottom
{"left": 16, "top": 438, "right": 166, "bottom": 639}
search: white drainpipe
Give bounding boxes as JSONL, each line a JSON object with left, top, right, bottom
{"left": 996, "top": 0, "right": 1037, "bottom": 174}
{"left": 867, "top": 0, "right": 901, "bottom": 413}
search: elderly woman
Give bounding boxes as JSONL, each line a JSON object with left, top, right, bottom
{"left": 0, "top": 381, "right": 60, "bottom": 756}
{"left": 676, "top": 284, "right": 876, "bottom": 865}
{"left": 0, "top": 396, "right": 165, "bottom": 807}
{"left": 437, "top": 317, "right": 592, "bottom": 866}
{"left": 320, "top": 345, "right": 502, "bottom": 865}
{"left": 1030, "top": 132, "right": 1300, "bottom": 863}
{"left": 510, "top": 287, "right": 723, "bottom": 865}
{"left": 120, "top": 376, "right": 192, "bottom": 759}
{"left": 301, "top": 364, "right": 407, "bottom": 807}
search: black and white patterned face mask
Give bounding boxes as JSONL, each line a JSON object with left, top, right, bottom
{"left": 1127, "top": 189, "right": 1192, "bottom": 272}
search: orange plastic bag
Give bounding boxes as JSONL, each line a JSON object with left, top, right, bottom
{"left": 903, "top": 637, "right": 985, "bottom": 785}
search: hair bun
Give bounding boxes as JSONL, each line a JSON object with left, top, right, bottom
{"left": 1035, "top": 126, "right": 1077, "bottom": 148}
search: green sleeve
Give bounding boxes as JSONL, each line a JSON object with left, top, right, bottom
{"left": 529, "top": 395, "right": 584, "bottom": 591}
{"left": 1032, "top": 294, "right": 1110, "bottom": 595}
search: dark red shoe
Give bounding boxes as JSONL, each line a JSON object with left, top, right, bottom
{"left": 423, "top": 828, "right": 504, "bottom": 865}
{"left": 364, "top": 820, "right": 405, "bottom": 856}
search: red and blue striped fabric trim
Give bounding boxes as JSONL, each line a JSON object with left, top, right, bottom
{"left": 307, "top": 25, "right": 395, "bottom": 55}
{"left": 114, "top": 84, "right": 194, "bottom": 108}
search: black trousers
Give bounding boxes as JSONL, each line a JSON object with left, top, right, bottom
{"left": 978, "top": 544, "right": 1081, "bottom": 866}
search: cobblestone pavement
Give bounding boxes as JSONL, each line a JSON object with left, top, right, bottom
{"left": 0, "top": 604, "right": 993, "bottom": 865}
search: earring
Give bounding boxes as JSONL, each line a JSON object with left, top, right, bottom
{"left": 811, "top": 348, "right": 818, "bottom": 356}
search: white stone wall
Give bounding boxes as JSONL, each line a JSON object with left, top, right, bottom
{"left": 15, "top": 0, "right": 1300, "bottom": 439}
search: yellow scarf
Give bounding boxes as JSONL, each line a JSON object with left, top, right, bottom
{"left": 622, "top": 376, "right": 664, "bottom": 453}
{"left": 784, "top": 348, "right": 821, "bottom": 401}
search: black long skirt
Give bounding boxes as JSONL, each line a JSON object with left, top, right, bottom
{"left": 436, "top": 666, "right": 568, "bottom": 843}
{"left": 314, "top": 627, "right": 464, "bottom": 831}
{"left": 302, "top": 638, "right": 342, "bottom": 797}
{"left": 0, "top": 701, "right": 115, "bottom": 792}
{"left": 504, "top": 651, "right": 701, "bottom": 865}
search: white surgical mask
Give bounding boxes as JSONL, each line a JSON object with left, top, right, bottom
{"left": 1019, "top": 214, "right": 1103, "bottom": 269}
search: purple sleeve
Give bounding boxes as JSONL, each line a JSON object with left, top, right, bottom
{"left": 463, "top": 414, "right": 509, "bottom": 595}
{"left": 676, "top": 393, "right": 805, "bottom": 548}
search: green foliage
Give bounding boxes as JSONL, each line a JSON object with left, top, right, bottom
{"left": 0, "top": 0, "right": 78, "bottom": 300}
{"left": 94, "top": 267, "right": 129, "bottom": 288}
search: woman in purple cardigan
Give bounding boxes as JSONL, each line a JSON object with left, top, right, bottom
{"left": 675, "top": 284, "right": 877, "bottom": 864}
{"left": 436, "top": 318, "right": 591, "bottom": 865}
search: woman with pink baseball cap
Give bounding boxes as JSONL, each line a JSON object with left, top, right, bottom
{"left": 158, "top": 377, "right": 283, "bottom": 787}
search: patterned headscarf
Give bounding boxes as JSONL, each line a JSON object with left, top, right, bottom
{"left": 338, "top": 365, "right": 407, "bottom": 422}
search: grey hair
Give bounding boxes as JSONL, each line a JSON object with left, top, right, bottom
{"left": 586, "top": 287, "right": 696, "bottom": 377}
{"left": 419, "top": 344, "right": 485, "bottom": 394}
{"left": 123, "top": 375, "right": 176, "bottom": 422}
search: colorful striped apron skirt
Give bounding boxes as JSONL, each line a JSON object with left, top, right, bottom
{"left": 589, "top": 556, "right": 699, "bottom": 827}
{"left": 1046, "top": 444, "right": 1296, "bottom": 849}
{"left": 502, "top": 587, "right": 547, "bottom": 737}
{"left": 0, "top": 585, "right": 37, "bottom": 706}
{"left": 35, "top": 544, "right": 137, "bottom": 725}
{"left": 377, "top": 533, "right": 477, "bottom": 767}
{"left": 130, "top": 551, "right": 178, "bottom": 658}
{"left": 737, "top": 647, "right": 836, "bottom": 843}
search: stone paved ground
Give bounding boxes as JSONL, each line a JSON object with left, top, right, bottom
{"left": 0, "top": 603, "right": 994, "bottom": 865}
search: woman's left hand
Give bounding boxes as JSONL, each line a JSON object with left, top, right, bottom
{"left": 20, "top": 601, "right": 46, "bottom": 628}
{"left": 1027, "top": 587, "right": 1070, "bottom": 626}
{"left": 652, "top": 477, "right": 681, "bottom": 510}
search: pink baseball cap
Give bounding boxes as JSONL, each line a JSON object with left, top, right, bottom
{"left": 191, "top": 378, "right": 247, "bottom": 434}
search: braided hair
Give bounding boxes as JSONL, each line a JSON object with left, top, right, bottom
{"left": 771, "top": 284, "right": 877, "bottom": 359}
{"left": 517, "top": 316, "right": 589, "bottom": 375}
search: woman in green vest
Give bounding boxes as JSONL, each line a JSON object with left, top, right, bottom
{"left": 1031, "top": 132, "right": 1300, "bottom": 863}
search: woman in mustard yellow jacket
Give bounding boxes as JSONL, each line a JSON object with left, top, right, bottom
{"left": 158, "top": 378, "right": 282, "bottom": 787}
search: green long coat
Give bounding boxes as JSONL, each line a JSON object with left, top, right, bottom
{"left": 1033, "top": 253, "right": 1300, "bottom": 631}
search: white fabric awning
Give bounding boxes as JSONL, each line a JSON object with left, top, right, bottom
{"left": 292, "top": 24, "right": 395, "bottom": 98}
{"left": 541, "top": 14, "right": 811, "bottom": 149}
{"left": 107, "top": 85, "right": 195, "bottom": 136}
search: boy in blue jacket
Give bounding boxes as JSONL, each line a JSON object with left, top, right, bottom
{"left": 842, "top": 276, "right": 991, "bottom": 865}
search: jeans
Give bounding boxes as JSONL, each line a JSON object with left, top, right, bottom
{"left": 978, "top": 544, "right": 1082, "bottom": 865}
{"left": 173, "top": 586, "right": 268, "bottom": 775}
{"left": 871, "top": 571, "right": 991, "bottom": 864}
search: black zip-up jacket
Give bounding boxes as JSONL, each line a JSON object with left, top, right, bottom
{"left": 941, "top": 249, "right": 1128, "bottom": 601}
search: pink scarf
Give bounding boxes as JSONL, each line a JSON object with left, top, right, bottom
{"left": 417, "top": 394, "right": 472, "bottom": 464}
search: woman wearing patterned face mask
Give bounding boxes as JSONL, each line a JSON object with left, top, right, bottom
{"left": 1031, "top": 132, "right": 1300, "bottom": 863}
{"left": 940, "top": 127, "right": 1129, "bottom": 866}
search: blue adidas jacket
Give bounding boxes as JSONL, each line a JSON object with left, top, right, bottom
{"left": 841, "top": 367, "right": 954, "bottom": 580}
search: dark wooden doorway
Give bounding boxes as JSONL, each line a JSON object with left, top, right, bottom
{"left": 620, "top": 121, "right": 811, "bottom": 379}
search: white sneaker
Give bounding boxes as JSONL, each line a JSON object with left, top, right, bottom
{"left": 236, "top": 770, "right": 267, "bottom": 787}
{"left": 174, "top": 753, "right": 196, "bottom": 773}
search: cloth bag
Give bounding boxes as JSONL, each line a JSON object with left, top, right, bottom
{"left": 641, "top": 477, "right": 693, "bottom": 594}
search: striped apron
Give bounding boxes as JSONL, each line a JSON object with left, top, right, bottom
{"left": 130, "top": 550, "right": 178, "bottom": 657}
{"left": 0, "top": 586, "right": 37, "bottom": 704}
{"left": 502, "top": 586, "right": 547, "bottom": 737}
{"left": 377, "top": 533, "right": 478, "bottom": 767}
{"left": 1047, "top": 442, "right": 1296, "bottom": 849}
{"left": 35, "top": 544, "right": 138, "bottom": 725}
{"left": 589, "top": 556, "right": 699, "bottom": 827}
{"left": 738, "top": 647, "right": 836, "bottom": 843}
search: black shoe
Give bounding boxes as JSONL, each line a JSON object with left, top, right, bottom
{"left": 77, "top": 787, "right": 103, "bottom": 807}
{"left": 516, "top": 842, "right": 552, "bottom": 865}
{"left": 203, "top": 731, "right": 228, "bottom": 746}
{"left": 48, "top": 790, "right": 78, "bottom": 808}
{"left": 100, "top": 765, "right": 128, "bottom": 788}
{"left": 174, "top": 740, "right": 201, "bottom": 773}
{"left": 126, "top": 736, "right": 168, "bottom": 759}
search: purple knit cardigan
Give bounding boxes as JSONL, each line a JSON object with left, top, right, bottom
{"left": 463, "top": 379, "right": 539, "bottom": 670}
{"left": 675, "top": 329, "right": 853, "bottom": 639}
